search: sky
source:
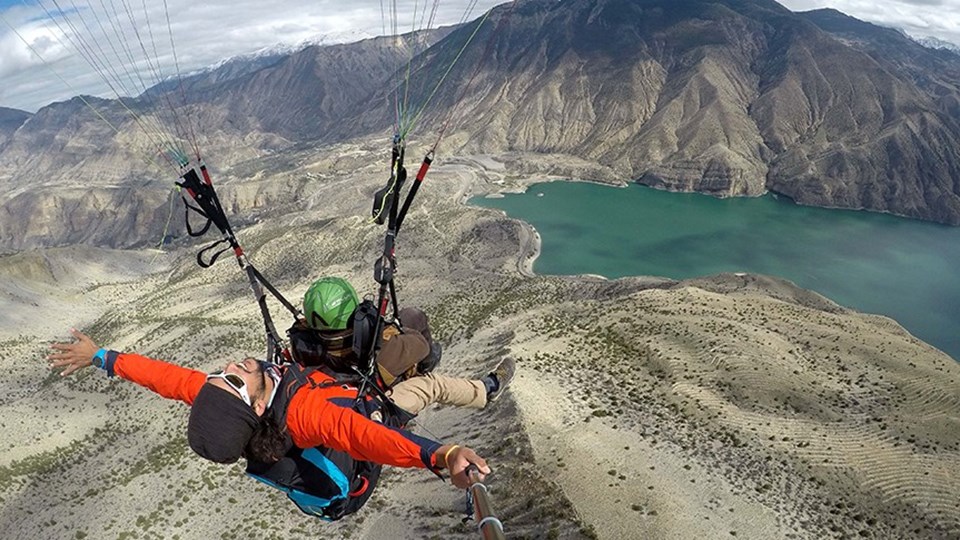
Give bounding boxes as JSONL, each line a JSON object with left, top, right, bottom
{"left": 0, "top": 0, "right": 958, "bottom": 112}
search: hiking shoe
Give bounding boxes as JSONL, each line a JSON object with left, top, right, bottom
{"left": 486, "top": 356, "right": 515, "bottom": 403}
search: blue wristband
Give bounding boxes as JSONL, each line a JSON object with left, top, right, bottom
{"left": 92, "top": 348, "right": 107, "bottom": 369}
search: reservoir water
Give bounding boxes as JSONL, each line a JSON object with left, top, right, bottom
{"left": 472, "top": 182, "right": 960, "bottom": 361}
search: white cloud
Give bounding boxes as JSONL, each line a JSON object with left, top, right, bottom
{"left": 1, "top": 0, "right": 959, "bottom": 112}
{"left": 0, "top": 0, "right": 505, "bottom": 111}
{"left": 779, "top": 0, "right": 960, "bottom": 44}
{"left": 0, "top": 11, "right": 69, "bottom": 78}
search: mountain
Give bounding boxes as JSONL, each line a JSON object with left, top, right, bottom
{"left": 0, "top": 106, "right": 30, "bottom": 148}
{"left": 142, "top": 50, "right": 290, "bottom": 97}
{"left": 915, "top": 35, "right": 960, "bottom": 55}
{"left": 195, "top": 29, "right": 452, "bottom": 140}
{"left": 378, "top": 0, "right": 960, "bottom": 223}
{"left": 0, "top": 32, "right": 446, "bottom": 251}
{"left": 3, "top": 0, "right": 960, "bottom": 252}
{"left": 141, "top": 29, "right": 381, "bottom": 100}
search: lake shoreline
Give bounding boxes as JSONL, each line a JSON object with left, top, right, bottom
{"left": 463, "top": 165, "right": 624, "bottom": 281}
{"left": 470, "top": 177, "right": 960, "bottom": 362}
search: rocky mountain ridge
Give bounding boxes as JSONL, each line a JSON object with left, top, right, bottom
{"left": 0, "top": 107, "right": 30, "bottom": 148}
{"left": 394, "top": 0, "right": 960, "bottom": 222}
{"left": 915, "top": 35, "right": 960, "bottom": 55}
{"left": 2, "top": 0, "right": 960, "bottom": 252}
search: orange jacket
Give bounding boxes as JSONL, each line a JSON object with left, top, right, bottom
{"left": 111, "top": 352, "right": 441, "bottom": 469}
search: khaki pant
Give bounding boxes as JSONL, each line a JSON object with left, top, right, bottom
{"left": 388, "top": 373, "right": 487, "bottom": 414}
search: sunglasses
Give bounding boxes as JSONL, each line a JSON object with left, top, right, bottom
{"left": 207, "top": 370, "right": 253, "bottom": 406}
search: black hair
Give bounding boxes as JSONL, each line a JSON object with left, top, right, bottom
{"left": 244, "top": 415, "right": 289, "bottom": 464}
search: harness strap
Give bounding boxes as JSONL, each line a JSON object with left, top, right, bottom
{"left": 196, "top": 238, "right": 231, "bottom": 268}
{"left": 177, "top": 167, "right": 233, "bottom": 237}
{"left": 250, "top": 265, "right": 301, "bottom": 317}
{"left": 181, "top": 196, "right": 213, "bottom": 237}
{"left": 288, "top": 363, "right": 318, "bottom": 390}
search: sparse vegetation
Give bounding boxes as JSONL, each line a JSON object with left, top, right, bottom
{"left": 2, "top": 147, "right": 959, "bottom": 540}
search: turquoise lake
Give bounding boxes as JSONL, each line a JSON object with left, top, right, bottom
{"left": 472, "top": 182, "right": 960, "bottom": 362}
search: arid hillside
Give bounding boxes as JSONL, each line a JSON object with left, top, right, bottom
{"left": 1, "top": 150, "right": 957, "bottom": 539}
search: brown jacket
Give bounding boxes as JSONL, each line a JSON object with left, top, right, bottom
{"left": 376, "top": 307, "right": 432, "bottom": 386}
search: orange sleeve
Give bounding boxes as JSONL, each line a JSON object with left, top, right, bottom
{"left": 285, "top": 374, "right": 442, "bottom": 469}
{"left": 113, "top": 352, "right": 207, "bottom": 406}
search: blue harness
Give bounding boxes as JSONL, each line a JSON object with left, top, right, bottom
{"left": 244, "top": 365, "right": 407, "bottom": 521}
{"left": 248, "top": 447, "right": 352, "bottom": 519}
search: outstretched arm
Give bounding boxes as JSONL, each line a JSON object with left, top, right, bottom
{"left": 48, "top": 328, "right": 97, "bottom": 377}
{"left": 48, "top": 329, "right": 206, "bottom": 405}
{"left": 286, "top": 385, "right": 491, "bottom": 488}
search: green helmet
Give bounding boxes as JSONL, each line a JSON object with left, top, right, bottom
{"left": 303, "top": 277, "right": 360, "bottom": 331}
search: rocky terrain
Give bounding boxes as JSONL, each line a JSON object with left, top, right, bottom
{"left": 915, "top": 36, "right": 960, "bottom": 56}
{"left": 0, "top": 146, "right": 957, "bottom": 539}
{"left": 2, "top": 1, "right": 959, "bottom": 538}
{"left": 3, "top": 0, "right": 960, "bottom": 256}
{"left": 0, "top": 107, "right": 30, "bottom": 148}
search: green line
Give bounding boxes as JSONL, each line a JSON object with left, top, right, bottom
{"left": 32, "top": 0, "right": 183, "bottom": 170}
{"left": 400, "top": 10, "right": 491, "bottom": 141}
{"left": 152, "top": 185, "right": 179, "bottom": 260}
